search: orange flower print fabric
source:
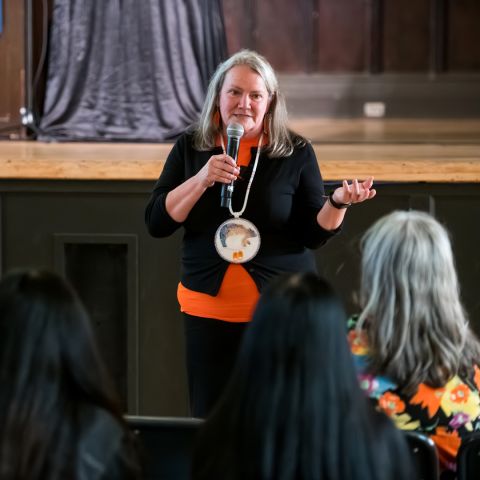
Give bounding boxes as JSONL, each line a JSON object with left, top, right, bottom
{"left": 348, "top": 329, "right": 369, "bottom": 355}
{"left": 347, "top": 316, "right": 480, "bottom": 475}
{"left": 379, "top": 392, "right": 406, "bottom": 416}
{"left": 410, "top": 384, "right": 445, "bottom": 417}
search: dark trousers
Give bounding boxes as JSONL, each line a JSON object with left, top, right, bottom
{"left": 184, "top": 313, "right": 247, "bottom": 418}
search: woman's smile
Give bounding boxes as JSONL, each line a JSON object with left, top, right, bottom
{"left": 219, "top": 64, "right": 271, "bottom": 139}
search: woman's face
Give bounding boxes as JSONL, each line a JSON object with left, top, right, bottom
{"left": 218, "top": 65, "right": 271, "bottom": 140}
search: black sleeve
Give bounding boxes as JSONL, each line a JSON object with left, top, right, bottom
{"left": 77, "top": 407, "right": 142, "bottom": 480}
{"left": 291, "top": 143, "right": 341, "bottom": 249}
{"left": 144, "top": 136, "right": 187, "bottom": 238}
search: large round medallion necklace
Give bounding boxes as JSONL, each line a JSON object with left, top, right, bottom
{"left": 214, "top": 133, "right": 263, "bottom": 264}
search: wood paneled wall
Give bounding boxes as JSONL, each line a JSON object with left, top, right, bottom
{"left": 0, "top": 0, "right": 26, "bottom": 136}
{"left": 0, "top": 179, "right": 478, "bottom": 415}
{"left": 0, "top": 0, "right": 51, "bottom": 139}
{"left": 221, "top": 0, "right": 480, "bottom": 117}
{"left": 222, "top": 0, "right": 480, "bottom": 73}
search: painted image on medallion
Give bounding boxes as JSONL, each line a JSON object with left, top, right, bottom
{"left": 215, "top": 218, "right": 260, "bottom": 263}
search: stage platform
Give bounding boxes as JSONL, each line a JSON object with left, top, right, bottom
{"left": 0, "top": 118, "right": 478, "bottom": 416}
{"left": 0, "top": 119, "right": 479, "bottom": 182}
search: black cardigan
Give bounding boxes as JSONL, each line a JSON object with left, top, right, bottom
{"left": 145, "top": 132, "right": 339, "bottom": 296}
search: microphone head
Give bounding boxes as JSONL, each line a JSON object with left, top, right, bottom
{"left": 226, "top": 123, "right": 244, "bottom": 139}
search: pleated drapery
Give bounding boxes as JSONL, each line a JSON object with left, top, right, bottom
{"left": 40, "top": 0, "right": 227, "bottom": 141}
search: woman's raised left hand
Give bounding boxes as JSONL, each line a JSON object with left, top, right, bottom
{"left": 332, "top": 176, "right": 376, "bottom": 205}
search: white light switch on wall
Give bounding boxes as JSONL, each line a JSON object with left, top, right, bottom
{"left": 363, "top": 102, "right": 386, "bottom": 118}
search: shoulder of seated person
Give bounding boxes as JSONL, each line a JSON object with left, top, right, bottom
{"left": 76, "top": 404, "right": 127, "bottom": 477}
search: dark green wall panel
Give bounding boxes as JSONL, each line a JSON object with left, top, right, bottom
{"left": 0, "top": 180, "right": 478, "bottom": 415}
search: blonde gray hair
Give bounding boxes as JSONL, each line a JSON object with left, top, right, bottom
{"left": 357, "top": 210, "right": 480, "bottom": 393}
{"left": 193, "top": 49, "right": 306, "bottom": 157}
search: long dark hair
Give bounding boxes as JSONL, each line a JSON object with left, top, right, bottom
{"left": 192, "top": 272, "right": 412, "bottom": 480}
{"left": 0, "top": 269, "right": 129, "bottom": 479}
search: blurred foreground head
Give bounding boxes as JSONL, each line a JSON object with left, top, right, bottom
{"left": 193, "top": 272, "right": 412, "bottom": 480}
{"left": 0, "top": 268, "right": 138, "bottom": 480}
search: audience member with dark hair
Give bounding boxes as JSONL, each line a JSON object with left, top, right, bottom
{"left": 349, "top": 210, "right": 480, "bottom": 475}
{"left": 0, "top": 269, "right": 140, "bottom": 480}
{"left": 192, "top": 272, "right": 412, "bottom": 480}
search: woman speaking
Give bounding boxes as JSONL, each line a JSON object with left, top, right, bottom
{"left": 145, "top": 49, "right": 376, "bottom": 417}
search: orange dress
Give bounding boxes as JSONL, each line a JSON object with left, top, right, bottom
{"left": 177, "top": 136, "right": 262, "bottom": 322}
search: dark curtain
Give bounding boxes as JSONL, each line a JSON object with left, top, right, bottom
{"left": 39, "top": 0, "right": 227, "bottom": 141}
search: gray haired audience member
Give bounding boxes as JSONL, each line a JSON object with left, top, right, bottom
{"left": 349, "top": 210, "right": 480, "bottom": 477}
{"left": 193, "top": 272, "right": 413, "bottom": 480}
{"left": 0, "top": 269, "right": 140, "bottom": 480}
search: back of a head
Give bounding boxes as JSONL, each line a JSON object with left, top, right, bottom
{"left": 0, "top": 268, "right": 124, "bottom": 479}
{"left": 193, "top": 273, "right": 412, "bottom": 480}
{"left": 0, "top": 268, "right": 112, "bottom": 401}
{"left": 241, "top": 272, "right": 353, "bottom": 398}
{"left": 359, "top": 210, "right": 479, "bottom": 390}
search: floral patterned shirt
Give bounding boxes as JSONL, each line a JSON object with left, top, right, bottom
{"left": 348, "top": 316, "right": 480, "bottom": 473}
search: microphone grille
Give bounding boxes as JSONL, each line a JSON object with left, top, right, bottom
{"left": 226, "top": 123, "right": 244, "bottom": 139}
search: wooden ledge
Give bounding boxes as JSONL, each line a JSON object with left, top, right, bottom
{"left": 0, "top": 140, "right": 479, "bottom": 182}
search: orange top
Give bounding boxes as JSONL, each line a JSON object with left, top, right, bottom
{"left": 177, "top": 135, "right": 263, "bottom": 322}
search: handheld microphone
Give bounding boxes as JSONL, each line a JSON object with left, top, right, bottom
{"left": 220, "top": 122, "right": 244, "bottom": 208}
